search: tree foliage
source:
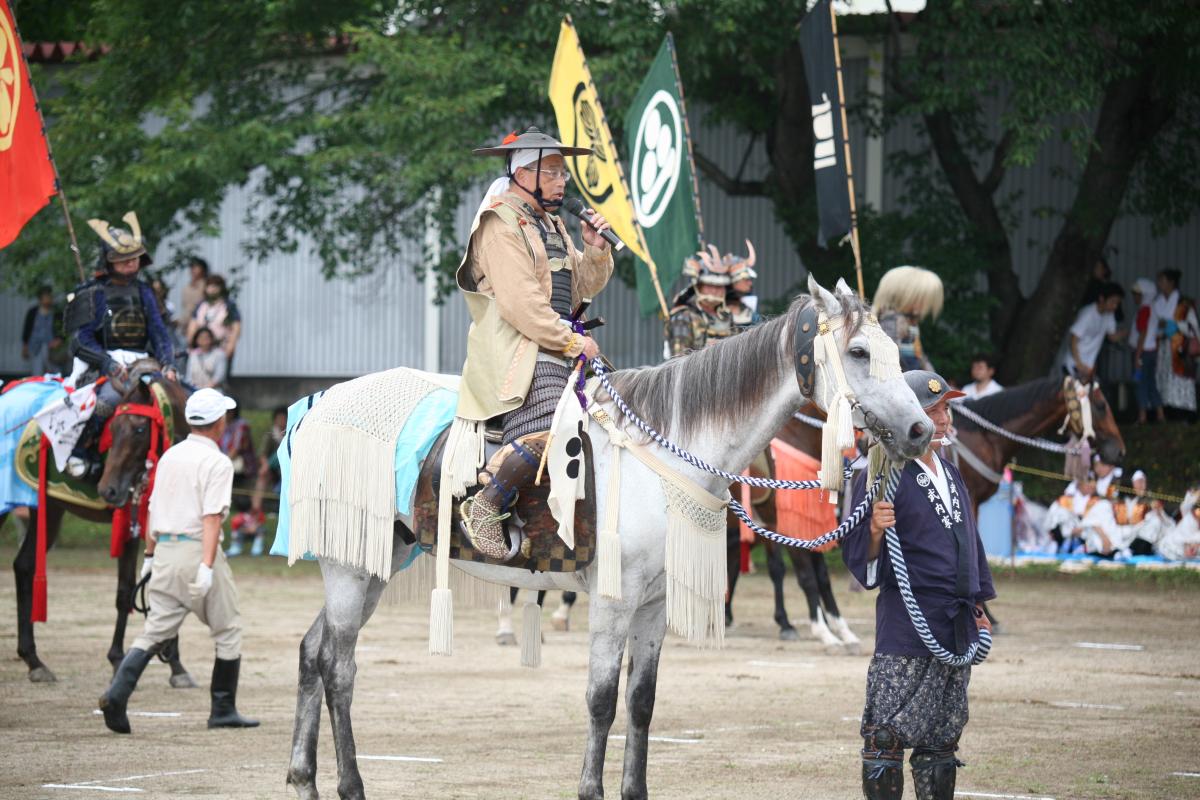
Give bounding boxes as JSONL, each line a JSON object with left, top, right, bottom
{"left": 5, "top": 1, "right": 1197, "bottom": 383}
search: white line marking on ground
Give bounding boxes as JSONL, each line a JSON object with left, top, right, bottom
{"left": 954, "top": 792, "right": 1056, "bottom": 800}
{"left": 90, "top": 709, "right": 181, "bottom": 718}
{"left": 841, "top": 716, "right": 862, "bottom": 722}
{"left": 43, "top": 786, "right": 142, "bottom": 794}
{"left": 1049, "top": 701, "right": 1125, "bottom": 710}
{"left": 609, "top": 735, "right": 702, "bottom": 744}
{"left": 65, "top": 769, "right": 208, "bottom": 787}
{"left": 1073, "top": 642, "right": 1144, "bottom": 651}
{"left": 745, "top": 660, "right": 816, "bottom": 668}
{"left": 1171, "top": 772, "right": 1200, "bottom": 777}
{"left": 358, "top": 755, "right": 444, "bottom": 764}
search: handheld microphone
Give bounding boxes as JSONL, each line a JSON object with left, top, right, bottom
{"left": 563, "top": 198, "right": 625, "bottom": 252}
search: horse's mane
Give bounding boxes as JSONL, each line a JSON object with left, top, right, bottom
{"left": 606, "top": 292, "right": 867, "bottom": 441}
{"left": 957, "top": 375, "right": 1061, "bottom": 428}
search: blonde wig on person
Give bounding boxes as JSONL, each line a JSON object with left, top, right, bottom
{"left": 872, "top": 266, "right": 944, "bottom": 320}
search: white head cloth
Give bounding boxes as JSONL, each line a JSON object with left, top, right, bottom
{"left": 472, "top": 147, "right": 563, "bottom": 227}
{"left": 1132, "top": 277, "right": 1156, "bottom": 303}
{"left": 1131, "top": 469, "right": 1146, "bottom": 483}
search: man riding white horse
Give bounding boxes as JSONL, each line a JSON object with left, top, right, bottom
{"left": 65, "top": 212, "right": 177, "bottom": 479}
{"left": 456, "top": 127, "right": 615, "bottom": 559}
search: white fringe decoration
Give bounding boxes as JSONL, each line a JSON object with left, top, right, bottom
{"left": 382, "top": 553, "right": 504, "bottom": 609}
{"left": 443, "top": 417, "right": 485, "bottom": 498}
{"left": 597, "top": 440, "right": 624, "bottom": 600}
{"left": 865, "top": 322, "right": 902, "bottom": 380}
{"left": 662, "top": 479, "right": 728, "bottom": 647}
{"left": 288, "top": 368, "right": 440, "bottom": 580}
{"left": 520, "top": 602, "right": 542, "bottom": 668}
{"left": 428, "top": 588, "right": 453, "bottom": 656}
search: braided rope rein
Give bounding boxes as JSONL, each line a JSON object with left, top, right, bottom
{"left": 950, "top": 400, "right": 1080, "bottom": 456}
{"left": 591, "top": 358, "right": 991, "bottom": 667}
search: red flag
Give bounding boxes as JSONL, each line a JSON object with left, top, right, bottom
{"left": 0, "top": 0, "right": 56, "bottom": 249}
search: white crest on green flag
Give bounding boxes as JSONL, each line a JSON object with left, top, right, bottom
{"left": 625, "top": 34, "right": 703, "bottom": 317}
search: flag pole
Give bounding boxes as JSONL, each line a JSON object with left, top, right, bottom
{"left": 11, "top": 10, "right": 86, "bottom": 284}
{"left": 828, "top": 4, "right": 864, "bottom": 298}
{"left": 668, "top": 31, "right": 705, "bottom": 302}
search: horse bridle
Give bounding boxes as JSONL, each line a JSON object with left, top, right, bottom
{"left": 792, "top": 302, "right": 897, "bottom": 446}
{"left": 1059, "top": 375, "right": 1095, "bottom": 440}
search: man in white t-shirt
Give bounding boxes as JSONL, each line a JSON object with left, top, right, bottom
{"left": 1064, "top": 283, "right": 1125, "bottom": 382}
{"left": 961, "top": 353, "right": 1003, "bottom": 399}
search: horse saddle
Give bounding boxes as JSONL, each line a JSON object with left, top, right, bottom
{"left": 14, "top": 421, "right": 107, "bottom": 510}
{"left": 411, "top": 427, "right": 597, "bottom": 572}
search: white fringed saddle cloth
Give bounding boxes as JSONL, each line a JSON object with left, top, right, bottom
{"left": 288, "top": 367, "right": 448, "bottom": 578}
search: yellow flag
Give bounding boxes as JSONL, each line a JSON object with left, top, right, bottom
{"left": 548, "top": 17, "right": 652, "bottom": 269}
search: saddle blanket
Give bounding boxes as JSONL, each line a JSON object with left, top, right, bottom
{"left": 269, "top": 379, "right": 457, "bottom": 566}
{"left": 0, "top": 380, "right": 67, "bottom": 512}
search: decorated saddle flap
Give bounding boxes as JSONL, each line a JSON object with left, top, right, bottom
{"left": 15, "top": 420, "right": 107, "bottom": 510}
{"left": 413, "top": 427, "right": 597, "bottom": 573}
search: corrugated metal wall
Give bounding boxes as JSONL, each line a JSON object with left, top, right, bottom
{"left": 2, "top": 51, "right": 1195, "bottom": 379}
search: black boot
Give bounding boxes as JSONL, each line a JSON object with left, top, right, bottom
{"left": 207, "top": 657, "right": 259, "bottom": 728}
{"left": 862, "top": 758, "right": 904, "bottom": 799}
{"left": 98, "top": 648, "right": 153, "bottom": 733}
{"left": 911, "top": 751, "right": 960, "bottom": 800}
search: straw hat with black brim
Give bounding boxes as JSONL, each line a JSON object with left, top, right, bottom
{"left": 473, "top": 127, "right": 591, "bottom": 212}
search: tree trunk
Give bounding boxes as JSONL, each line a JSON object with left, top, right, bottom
{"left": 1000, "top": 67, "right": 1176, "bottom": 384}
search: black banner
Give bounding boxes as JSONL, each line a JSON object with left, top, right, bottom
{"left": 799, "top": 0, "right": 852, "bottom": 248}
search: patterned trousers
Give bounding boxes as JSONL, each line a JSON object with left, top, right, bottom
{"left": 860, "top": 654, "right": 970, "bottom": 751}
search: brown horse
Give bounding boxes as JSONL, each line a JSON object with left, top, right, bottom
{"left": 725, "top": 414, "right": 860, "bottom": 650}
{"left": 952, "top": 376, "right": 1126, "bottom": 514}
{"left": 2, "top": 365, "right": 195, "bottom": 685}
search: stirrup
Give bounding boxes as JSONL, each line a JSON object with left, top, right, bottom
{"left": 459, "top": 497, "right": 512, "bottom": 559}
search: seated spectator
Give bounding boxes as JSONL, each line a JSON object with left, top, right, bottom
{"left": 1065, "top": 454, "right": 1121, "bottom": 499}
{"left": 961, "top": 353, "right": 1003, "bottom": 399}
{"left": 1157, "top": 487, "right": 1200, "bottom": 561}
{"left": 1044, "top": 472, "right": 1116, "bottom": 555}
{"left": 185, "top": 327, "right": 228, "bottom": 390}
{"left": 1119, "top": 470, "right": 1168, "bottom": 557}
{"left": 251, "top": 406, "right": 288, "bottom": 517}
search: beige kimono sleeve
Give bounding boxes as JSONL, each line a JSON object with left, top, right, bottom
{"left": 475, "top": 215, "right": 576, "bottom": 354}
{"left": 572, "top": 243, "right": 615, "bottom": 301}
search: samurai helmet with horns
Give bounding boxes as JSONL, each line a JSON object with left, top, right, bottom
{"left": 723, "top": 239, "right": 757, "bottom": 284}
{"left": 87, "top": 212, "right": 152, "bottom": 270}
{"left": 681, "top": 243, "right": 733, "bottom": 287}
{"left": 473, "top": 126, "right": 590, "bottom": 212}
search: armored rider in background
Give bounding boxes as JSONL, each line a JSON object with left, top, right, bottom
{"left": 456, "top": 127, "right": 615, "bottom": 559}
{"left": 665, "top": 244, "right": 733, "bottom": 357}
{"left": 724, "top": 239, "right": 762, "bottom": 331}
{"left": 65, "top": 212, "right": 177, "bottom": 479}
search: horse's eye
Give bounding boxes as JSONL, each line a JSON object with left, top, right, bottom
{"left": 134, "top": 426, "right": 147, "bottom": 435}
{"left": 850, "top": 347, "right": 868, "bottom": 359}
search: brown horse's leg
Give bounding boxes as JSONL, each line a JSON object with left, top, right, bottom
{"left": 13, "top": 503, "right": 62, "bottom": 682}
{"left": 108, "top": 541, "right": 139, "bottom": 672}
{"left": 724, "top": 519, "right": 741, "bottom": 626}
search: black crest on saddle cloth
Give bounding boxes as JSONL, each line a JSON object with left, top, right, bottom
{"left": 412, "top": 428, "right": 598, "bottom": 572}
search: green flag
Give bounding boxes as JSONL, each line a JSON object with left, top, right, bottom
{"left": 625, "top": 34, "right": 703, "bottom": 317}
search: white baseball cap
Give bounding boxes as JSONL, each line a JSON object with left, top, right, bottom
{"left": 185, "top": 388, "right": 237, "bottom": 426}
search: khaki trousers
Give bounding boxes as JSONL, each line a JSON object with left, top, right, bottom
{"left": 132, "top": 540, "right": 242, "bottom": 660}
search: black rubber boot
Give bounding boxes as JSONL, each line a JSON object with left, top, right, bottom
{"left": 862, "top": 758, "right": 904, "bottom": 799}
{"left": 98, "top": 647, "right": 153, "bottom": 734}
{"left": 207, "top": 657, "right": 259, "bottom": 729}
{"left": 911, "top": 751, "right": 960, "bottom": 800}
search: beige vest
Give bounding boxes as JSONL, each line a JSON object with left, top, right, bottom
{"left": 455, "top": 195, "right": 580, "bottom": 421}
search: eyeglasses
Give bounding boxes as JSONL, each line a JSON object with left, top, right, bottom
{"left": 519, "top": 167, "right": 572, "bottom": 183}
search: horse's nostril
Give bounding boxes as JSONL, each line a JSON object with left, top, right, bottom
{"left": 909, "top": 422, "right": 926, "bottom": 440}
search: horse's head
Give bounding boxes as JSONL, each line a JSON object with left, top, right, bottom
{"left": 96, "top": 361, "right": 183, "bottom": 507}
{"left": 1075, "top": 379, "right": 1126, "bottom": 466}
{"left": 797, "top": 276, "right": 932, "bottom": 462}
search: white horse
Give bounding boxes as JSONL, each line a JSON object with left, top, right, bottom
{"left": 285, "top": 278, "right": 933, "bottom": 800}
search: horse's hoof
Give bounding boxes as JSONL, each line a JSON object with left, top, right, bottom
{"left": 286, "top": 773, "right": 319, "bottom": 800}
{"left": 551, "top": 615, "right": 570, "bottom": 632}
{"left": 170, "top": 672, "right": 197, "bottom": 689}
{"left": 823, "top": 642, "right": 845, "bottom": 656}
{"left": 779, "top": 627, "right": 800, "bottom": 642}
{"left": 842, "top": 640, "right": 861, "bottom": 656}
{"left": 496, "top": 631, "right": 517, "bottom": 646}
{"left": 28, "top": 665, "right": 57, "bottom": 683}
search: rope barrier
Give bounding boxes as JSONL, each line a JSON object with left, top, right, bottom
{"left": 1004, "top": 462, "right": 1186, "bottom": 504}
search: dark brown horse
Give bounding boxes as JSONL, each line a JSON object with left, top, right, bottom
{"left": 952, "top": 376, "right": 1126, "bottom": 514}
{"left": 2, "top": 365, "right": 195, "bottom": 685}
{"left": 725, "top": 413, "right": 860, "bottom": 650}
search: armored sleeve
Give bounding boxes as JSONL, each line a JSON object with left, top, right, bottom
{"left": 666, "top": 308, "right": 700, "bottom": 358}
{"left": 139, "top": 283, "right": 175, "bottom": 366}
{"left": 66, "top": 284, "right": 114, "bottom": 374}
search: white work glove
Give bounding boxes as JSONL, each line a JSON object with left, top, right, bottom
{"left": 191, "top": 562, "right": 214, "bottom": 597}
{"left": 140, "top": 555, "right": 153, "bottom": 581}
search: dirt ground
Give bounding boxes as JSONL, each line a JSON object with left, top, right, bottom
{"left": 2, "top": 549, "right": 1199, "bottom": 800}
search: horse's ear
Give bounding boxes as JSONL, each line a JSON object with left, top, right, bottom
{"left": 834, "top": 277, "right": 856, "bottom": 298}
{"left": 807, "top": 274, "right": 841, "bottom": 316}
